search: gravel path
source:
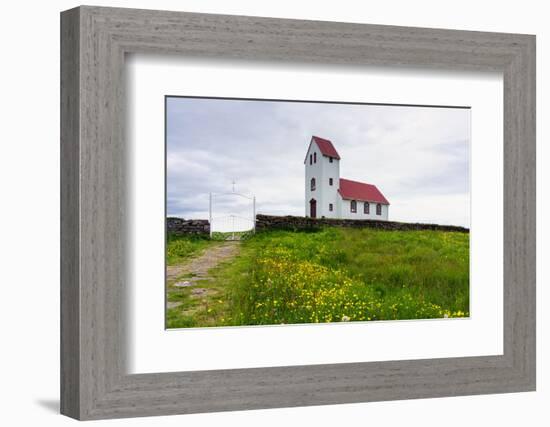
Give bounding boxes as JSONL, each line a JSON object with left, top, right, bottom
{"left": 167, "top": 242, "right": 241, "bottom": 284}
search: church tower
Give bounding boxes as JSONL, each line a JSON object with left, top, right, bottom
{"left": 304, "top": 136, "right": 341, "bottom": 218}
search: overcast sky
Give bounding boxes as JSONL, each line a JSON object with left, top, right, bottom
{"left": 166, "top": 97, "right": 470, "bottom": 228}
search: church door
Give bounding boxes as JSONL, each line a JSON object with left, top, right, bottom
{"left": 310, "top": 198, "right": 317, "bottom": 218}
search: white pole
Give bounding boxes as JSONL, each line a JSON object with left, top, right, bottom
{"left": 253, "top": 196, "right": 256, "bottom": 233}
{"left": 209, "top": 192, "right": 212, "bottom": 239}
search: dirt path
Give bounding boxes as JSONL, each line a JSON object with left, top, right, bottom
{"left": 167, "top": 241, "right": 240, "bottom": 285}
{"left": 166, "top": 242, "right": 241, "bottom": 310}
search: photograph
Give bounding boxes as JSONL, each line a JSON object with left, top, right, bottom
{"left": 165, "top": 96, "right": 471, "bottom": 329}
{"left": 50, "top": 3, "right": 538, "bottom": 421}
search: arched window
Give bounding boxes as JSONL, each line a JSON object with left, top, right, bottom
{"left": 309, "top": 154, "right": 312, "bottom": 165}
{"left": 351, "top": 200, "right": 357, "bottom": 213}
{"left": 314, "top": 152, "right": 317, "bottom": 163}
{"left": 329, "top": 203, "right": 333, "bottom": 212}
{"left": 376, "top": 203, "right": 382, "bottom": 215}
{"left": 329, "top": 178, "right": 333, "bottom": 186}
{"left": 310, "top": 177, "right": 316, "bottom": 191}
{"left": 364, "top": 202, "right": 370, "bottom": 214}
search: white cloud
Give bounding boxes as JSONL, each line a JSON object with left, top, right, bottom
{"left": 167, "top": 97, "right": 470, "bottom": 227}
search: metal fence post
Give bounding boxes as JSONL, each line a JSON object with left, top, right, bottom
{"left": 253, "top": 196, "right": 256, "bottom": 233}
{"left": 209, "top": 192, "right": 213, "bottom": 239}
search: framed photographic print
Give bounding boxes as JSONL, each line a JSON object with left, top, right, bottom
{"left": 164, "top": 96, "right": 471, "bottom": 330}
{"left": 61, "top": 6, "right": 536, "bottom": 420}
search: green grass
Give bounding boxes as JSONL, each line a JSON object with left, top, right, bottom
{"left": 166, "top": 227, "right": 469, "bottom": 328}
{"left": 210, "top": 230, "right": 254, "bottom": 241}
{"left": 166, "top": 233, "right": 214, "bottom": 266}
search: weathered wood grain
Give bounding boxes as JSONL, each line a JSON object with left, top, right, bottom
{"left": 60, "top": 6, "right": 536, "bottom": 420}
{"left": 60, "top": 7, "right": 80, "bottom": 419}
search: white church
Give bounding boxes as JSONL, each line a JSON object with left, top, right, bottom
{"left": 304, "top": 136, "right": 390, "bottom": 220}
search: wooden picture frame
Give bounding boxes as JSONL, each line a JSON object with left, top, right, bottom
{"left": 60, "top": 6, "right": 536, "bottom": 420}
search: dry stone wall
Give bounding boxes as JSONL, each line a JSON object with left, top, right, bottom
{"left": 255, "top": 214, "right": 469, "bottom": 233}
{"left": 166, "top": 217, "right": 210, "bottom": 236}
{"left": 166, "top": 215, "right": 469, "bottom": 236}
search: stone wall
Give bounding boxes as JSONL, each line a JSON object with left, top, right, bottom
{"left": 166, "top": 217, "right": 210, "bottom": 236}
{"left": 255, "top": 214, "right": 469, "bottom": 233}
{"left": 166, "top": 215, "right": 469, "bottom": 236}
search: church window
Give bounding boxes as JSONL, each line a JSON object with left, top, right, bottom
{"left": 311, "top": 178, "right": 316, "bottom": 191}
{"left": 314, "top": 152, "right": 317, "bottom": 163}
{"left": 329, "top": 203, "right": 333, "bottom": 211}
{"left": 376, "top": 203, "right": 382, "bottom": 215}
{"left": 351, "top": 200, "right": 357, "bottom": 213}
{"left": 364, "top": 202, "right": 370, "bottom": 214}
{"left": 329, "top": 178, "right": 333, "bottom": 186}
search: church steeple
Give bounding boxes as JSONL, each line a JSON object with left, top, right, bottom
{"left": 304, "top": 136, "right": 341, "bottom": 218}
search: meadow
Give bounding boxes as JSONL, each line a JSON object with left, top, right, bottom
{"left": 166, "top": 232, "right": 213, "bottom": 265}
{"left": 166, "top": 227, "right": 469, "bottom": 328}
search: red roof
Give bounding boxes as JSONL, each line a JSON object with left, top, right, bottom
{"left": 310, "top": 136, "right": 341, "bottom": 160}
{"left": 338, "top": 178, "right": 390, "bottom": 205}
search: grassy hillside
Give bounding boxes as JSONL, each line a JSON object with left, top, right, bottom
{"left": 166, "top": 227, "right": 469, "bottom": 328}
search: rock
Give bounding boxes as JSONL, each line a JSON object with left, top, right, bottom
{"left": 255, "top": 214, "right": 469, "bottom": 233}
{"left": 174, "top": 281, "right": 193, "bottom": 287}
{"left": 167, "top": 217, "right": 210, "bottom": 236}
